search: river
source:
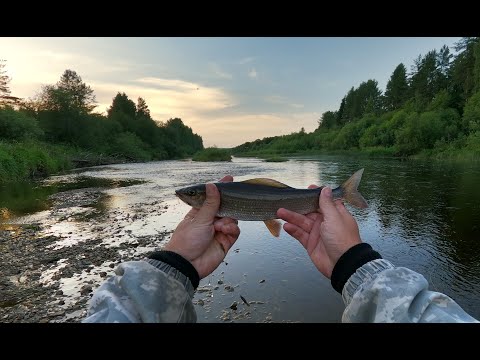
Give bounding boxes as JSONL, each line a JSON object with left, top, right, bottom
{"left": 1, "top": 155, "right": 479, "bottom": 322}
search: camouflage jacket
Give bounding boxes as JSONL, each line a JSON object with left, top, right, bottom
{"left": 83, "top": 258, "right": 478, "bottom": 323}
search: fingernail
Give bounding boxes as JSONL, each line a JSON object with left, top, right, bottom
{"left": 322, "top": 187, "right": 332, "bottom": 198}
{"left": 206, "top": 183, "right": 216, "bottom": 196}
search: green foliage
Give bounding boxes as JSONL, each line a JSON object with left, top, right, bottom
{"left": 0, "top": 107, "right": 43, "bottom": 140}
{"left": 0, "top": 67, "right": 205, "bottom": 181}
{"left": 192, "top": 147, "right": 232, "bottom": 162}
{"left": 234, "top": 38, "right": 480, "bottom": 162}
{"left": 0, "top": 141, "right": 71, "bottom": 182}
{"left": 463, "top": 91, "right": 480, "bottom": 133}
{"left": 384, "top": 64, "right": 409, "bottom": 111}
{"left": 109, "top": 132, "right": 152, "bottom": 161}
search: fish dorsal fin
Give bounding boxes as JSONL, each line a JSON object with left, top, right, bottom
{"left": 241, "top": 178, "right": 291, "bottom": 188}
{"left": 264, "top": 219, "right": 282, "bottom": 237}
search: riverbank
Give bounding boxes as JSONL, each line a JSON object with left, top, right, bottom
{"left": 0, "top": 184, "right": 173, "bottom": 322}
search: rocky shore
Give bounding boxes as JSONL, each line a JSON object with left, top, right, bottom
{"left": 0, "top": 186, "right": 172, "bottom": 323}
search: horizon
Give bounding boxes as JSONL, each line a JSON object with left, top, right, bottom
{"left": 1, "top": 37, "right": 461, "bottom": 147}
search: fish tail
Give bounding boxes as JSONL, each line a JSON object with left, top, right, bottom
{"left": 336, "top": 168, "right": 368, "bottom": 209}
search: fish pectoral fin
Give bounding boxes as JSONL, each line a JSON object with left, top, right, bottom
{"left": 264, "top": 219, "right": 282, "bottom": 237}
{"left": 241, "top": 178, "right": 291, "bottom": 188}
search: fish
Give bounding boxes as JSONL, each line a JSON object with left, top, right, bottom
{"left": 175, "top": 168, "right": 367, "bottom": 237}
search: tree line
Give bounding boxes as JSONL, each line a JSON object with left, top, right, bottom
{"left": 0, "top": 65, "right": 204, "bottom": 163}
{"left": 234, "top": 37, "right": 480, "bottom": 159}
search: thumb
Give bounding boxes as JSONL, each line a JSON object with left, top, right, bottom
{"left": 319, "top": 187, "right": 338, "bottom": 217}
{"left": 195, "top": 183, "right": 220, "bottom": 224}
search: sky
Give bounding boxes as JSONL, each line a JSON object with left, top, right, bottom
{"left": 1, "top": 37, "right": 461, "bottom": 147}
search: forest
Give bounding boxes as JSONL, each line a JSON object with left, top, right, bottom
{"left": 233, "top": 37, "right": 480, "bottom": 160}
{"left": 0, "top": 66, "right": 203, "bottom": 181}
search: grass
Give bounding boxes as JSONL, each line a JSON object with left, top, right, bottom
{"left": 0, "top": 141, "right": 72, "bottom": 183}
{"left": 192, "top": 147, "right": 232, "bottom": 162}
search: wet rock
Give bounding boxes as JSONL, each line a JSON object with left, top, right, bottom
{"left": 56, "top": 290, "right": 63, "bottom": 296}
{"left": 80, "top": 285, "right": 92, "bottom": 295}
{"left": 58, "top": 300, "right": 65, "bottom": 305}
{"left": 213, "top": 286, "right": 219, "bottom": 290}
{"left": 197, "top": 299, "right": 205, "bottom": 306}
{"left": 224, "top": 285, "right": 234, "bottom": 292}
{"left": 259, "top": 279, "right": 265, "bottom": 283}
{"left": 217, "top": 280, "right": 223, "bottom": 285}
{"left": 229, "top": 302, "right": 238, "bottom": 311}
{"left": 99, "top": 272, "right": 107, "bottom": 278}
{"left": 109, "top": 263, "right": 115, "bottom": 268}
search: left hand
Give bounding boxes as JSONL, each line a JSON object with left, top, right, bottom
{"left": 164, "top": 176, "right": 240, "bottom": 279}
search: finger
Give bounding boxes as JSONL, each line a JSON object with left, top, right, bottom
{"left": 214, "top": 219, "right": 238, "bottom": 232}
{"left": 308, "top": 184, "right": 320, "bottom": 189}
{"left": 306, "top": 212, "right": 323, "bottom": 223}
{"left": 195, "top": 183, "right": 220, "bottom": 224}
{"left": 221, "top": 223, "right": 240, "bottom": 238}
{"left": 283, "top": 223, "right": 309, "bottom": 248}
{"left": 219, "top": 175, "right": 233, "bottom": 182}
{"left": 184, "top": 207, "right": 199, "bottom": 220}
{"left": 318, "top": 187, "right": 338, "bottom": 217}
{"left": 217, "top": 229, "right": 239, "bottom": 254}
{"left": 334, "top": 199, "right": 349, "bottom": 214}
{"left": 277, "top": 208, "right": 314, "bottom": 232}
{"left": 214, "top": 218, "right": 238, "bottom": 231}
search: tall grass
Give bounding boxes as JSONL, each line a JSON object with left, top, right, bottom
{"left": 0, "top": 141, "right": 72, "bottom": 182}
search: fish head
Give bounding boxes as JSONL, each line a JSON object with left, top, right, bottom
{"left": 175, "top": 184, "right": 207, "bottom": 208}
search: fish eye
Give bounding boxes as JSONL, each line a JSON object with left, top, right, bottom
{"left": 188, "top": 190, "right": 196, "bottom": 196}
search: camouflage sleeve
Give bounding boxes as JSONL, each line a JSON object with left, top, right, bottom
{"left": 83, "top": 259, "right": 197, "bottom": 323}
{"left": 341, "top": 259, "right": 479, "bottom": 323}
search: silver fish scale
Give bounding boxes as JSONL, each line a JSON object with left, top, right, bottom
{"left": 217, "top": 191, "right": 320, "bottom": 220}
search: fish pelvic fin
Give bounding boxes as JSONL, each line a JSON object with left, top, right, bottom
{"left": 338, "top": 168, "right": 368, "bottom": 209}
{"left": 264, "top": 219, "right": 282, "bottom": 237}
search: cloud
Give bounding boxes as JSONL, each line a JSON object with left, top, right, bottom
{"left": 209, "top": 62, "right": 232, "bottom": 80}
{"left": 188, "top": 111, "right": 320, "bottom": 147}
{"left": 290, "top": 103, "right": 304, "bottom": 109}
{"left": 265, "top": 95, "right": 304, "bottom": 109}
{"left": 248, "top": 68, "right": 257, "bottom": 79}
{"left": 90, "top": 77, "right": 236, "bottom": 121}
{"left": 237, "top": 57, "right": 254, "bottom": 65}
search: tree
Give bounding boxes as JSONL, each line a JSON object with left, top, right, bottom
{"left": 449, "top": 37, "right": 479, "bottom": 111}
{"left": 0, "top": 59, "right": 11, "bottom": 98}
{"left": 384, "top": 63, "right": 409, "bottom": 111}
{"left": 136, "top": 97, "right": 151, "bottom": 119}
{"left": 39, "top": 69, "right": 96, "bottom": 113}
{"left": 318, "top": 111, "right": 337, "bottom": 129}
{"left": 0, "top": 59, "right": 21, "bottom": 106}
{"left": 473, "top": 41, "right": 480, "bottom": 93}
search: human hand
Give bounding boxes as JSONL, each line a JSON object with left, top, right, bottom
{"left": 164, "top": 176, "right": 240, "bottom": 279}
{"left": 277, "top": 186, "right": 361, "bottom": 279}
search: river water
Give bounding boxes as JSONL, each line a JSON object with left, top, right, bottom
{"left": 1, "top": 155, "right": 480, "bottom": 322}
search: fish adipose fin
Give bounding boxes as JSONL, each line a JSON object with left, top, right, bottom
{"left": 339, "top": 168, "right": 368, "bottom": 209}
{"left": 241, "top": 178, "right": 292, "bottom": 188}
{"left": 264, "top": 219, "right": 282, "bottom": 237}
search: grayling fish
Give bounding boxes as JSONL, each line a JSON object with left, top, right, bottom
{"left": 175, "top": 168, "right": 367, "bottom": 237}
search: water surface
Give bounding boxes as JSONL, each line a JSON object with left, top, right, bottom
{"left": 2, "top": 156, "right": 479, "bottom": 322}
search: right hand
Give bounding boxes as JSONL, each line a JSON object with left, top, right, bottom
{"left": 277, "top": 186, "right": 362, "bottom": 279}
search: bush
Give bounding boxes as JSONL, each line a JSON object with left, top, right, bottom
{"left": 192, "top": 147, "right": 232, "bottom": 162}
{"left": 0, "top": 107, "right": 43, "bottom": 141}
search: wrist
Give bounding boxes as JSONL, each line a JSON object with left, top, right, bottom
{"left": 147, "top": 250, "right": 200, "bottom": 289}
{"left": 330, "top": 243, "right": 382, "bottom": 294}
